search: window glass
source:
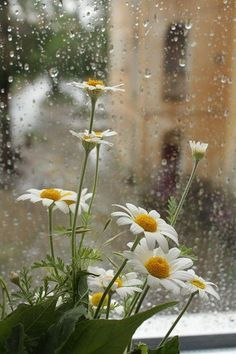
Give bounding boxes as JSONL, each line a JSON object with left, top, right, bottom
{"left": 0, "top": 0, "right": 235, "bottom": 329}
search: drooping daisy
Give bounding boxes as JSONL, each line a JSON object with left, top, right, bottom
{"left": 70, "top": 129, "right": 117, "bottom": 147}
{"left": 111, "top": 203, "right": 178, "bottom": 252}
{"left": 189, "top": 140, "right": 208, "bottom": 161}
{"left": 68, "top": 78, "right": 124, "bottom": 99}
{"left": 124, "top": 239, "right": 193, "bottom": 294}
{"left": 182, "top": 270, "right": 220, "bottom": 301}
{"left": 87, "top": 266, "right": 142, "bottom": 298}
{"left": 60, "top": 188, "right": 92, "bottom": 214}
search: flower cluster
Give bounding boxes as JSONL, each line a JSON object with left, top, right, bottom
{"left": 102, "top": 202, "right": 218, "bottom": 301}
{"left": 7, "top": 78, "right": 218, "bottom": 354}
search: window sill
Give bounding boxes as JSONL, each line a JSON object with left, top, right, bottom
{"left": 133, "top": 312, "right": 236, "bottom": 351}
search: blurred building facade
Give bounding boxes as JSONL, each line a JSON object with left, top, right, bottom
{"left": 109, "top": 0, "right": 236, "bottom": 191}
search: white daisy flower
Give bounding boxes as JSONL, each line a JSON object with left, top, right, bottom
{"left": 89, "top": 292, "right": 122, "bottom": 317}
{"left": 89, "top": 292, "right": 109, "bottom": 308}
{"left": 87, "top": 267, "right": 142, "bottom": 298}
{"left": 182, "top": 270, "right": 220, "bottom": 301}
{"left": 60, "top": 188, "right": 92, "bottom": 214}
{"left": 17, "top": 188, "right": 91, "bottom": 215}
{"left": 68, "top": 78, "right": 124, "bottom": 99}
{"left": 124, "top": 239, "right": 193, "bottom": 294}
{"left": 17, "top": 188, "right": 69, "bottom": 213}
{"left": 70, "top": 129, "right": 117, "bottom": 147}
{"left": 189, "top": 140, "right": 208, "bottom": 160}
{"left": 111, "top": 203, "right": 178, "bottom": 252}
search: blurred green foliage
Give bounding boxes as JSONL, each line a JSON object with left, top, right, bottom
{"left": 1, "top": 0, "right": 109, "bottom": 82}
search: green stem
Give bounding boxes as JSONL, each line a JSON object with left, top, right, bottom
{"left": 106, "top": 292, "right": 112, "bottom": 319}
{"left": 0, "top": 276, "right": 13, "bottom": 312}
{"left": 134, "top": 284, "right": 149, "bottom": 314}
{"left": 159, "top": 292, "right": 197, "bottom": 347}
{"left": 78, "top": 145, "right": 100, "bottom": 256}
{"left": 48, "top": 206, "right": 59, "bottom": 278}
{"left": 94, "top": 237, "right": 140, "bottom": 319}
{"left": 126, "top": 279, "right": 147, "bottom": 317}
{"left": 89, "top": 98, "right": 97, "bottom": 133}
{"left": 71, "top": 150, "right": 89, "bottom": 304}
{"left": 48, "top": 206, "right": 55, "bottom": 260}
{"left": 69, "top": 210, "right": 73, "bottom": 229}
{"left": 171, "top": 160, "right": 199, "bottom": 226}
{"left": 0, "top": 287, "right": 6, "bottom": 319}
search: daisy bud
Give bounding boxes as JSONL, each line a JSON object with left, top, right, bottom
{"left": 9, "top": 271, "right": 20, "bottom": 286}
{"left": 189, "top": 140, "right": 208, "bottom": 161}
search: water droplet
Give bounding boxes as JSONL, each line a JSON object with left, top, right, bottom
{"left": 49, "top": 67, "right": 59, "bottom": 78}
{"left": 24, "top": 63, "right": 29, "bottom": 71}
{"left": 144, "top": 69, "right": 151, "bottom": 79}
{"left": 185, "top": 20, "right": 192, "bottom": 30}
{"left": 9, "top": 51, "right": 14, "bottom": 58}
{"left": 8, "top": 76, "right": 13, "bottom": 83}
{"left": 179, "top": 58, "right": 186, "bottom": 67}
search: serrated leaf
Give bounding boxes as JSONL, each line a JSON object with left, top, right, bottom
{"left": 179, "top": 245, "right": 198, "bottom": 261}
{"left": 166, "top": 196, "right": 178, "bottom": 224}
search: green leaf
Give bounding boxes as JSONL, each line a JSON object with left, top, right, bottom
{"left": 103, "top": 218, "right": 112, "bottom": 231}
{"left": 41, "top": 306, "right": 87, "bottom": 353}
{"left": 131, "top": 342, "right": 149, "bottom": 353}
{"left": 150, "top": 336, "right": 180, "bottom": 354}
{"left": 0, "top": 299, "right": 57, "bottom": 353}
{"left": 166, "top": 196, "right": 178, "bottom": 224}
{"left": 54, "top": 226, "right": 91, "bottom": 236}
{"left": 59, "top": 301, "right": 177, "bottom": 354}
{"left": 5, "top": 324, "right": 26, "bottom": 354}
{"left": 103, "top": 231, "right": 127, "bottom": 247}
{"left": 179, "top": 245, "right": 198, "bottom": 261}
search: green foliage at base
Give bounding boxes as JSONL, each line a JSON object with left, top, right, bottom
{"left": 0, "top": 300, "right": 177, "bottom": 354}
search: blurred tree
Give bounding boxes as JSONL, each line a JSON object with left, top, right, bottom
{"left": 0, "top": 0, "right": 109, "bottom": 187}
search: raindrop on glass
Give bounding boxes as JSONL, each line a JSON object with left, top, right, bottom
{"left": 179, "top": 58, "right": 186, "bottom": 67}
{"left": 49, "top": 67, "right": 59, "bottom": 78}
{"left": 144, "top": 69, "right": 151, "bottom": 79}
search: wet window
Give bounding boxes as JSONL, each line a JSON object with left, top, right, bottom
{"left": 0, "top": 0, "right": 235, "bottom": 341}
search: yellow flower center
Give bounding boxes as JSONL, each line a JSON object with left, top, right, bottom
{"left": 87, "top": 78, "right": 104, "bottom": 87}
{"left": 115, "top": 277, "right": 123, "bottom": 288}
{"left": 135, "top": 214, "right": 157, "bottom": 232}
{"left": 94, "top": 131, "right": 103, "bottom": 138}
{"left": 190, "top": 279, "right": 206, "bottom": 289}
{"left": 61, "top": 192, "right": 75, "bottom": 206}
{"left": 91, "top": 292, "right": 108, "bottom": 307}
{"left": 145, "top": 256, "right": 170, "bottom": 278}
{"left": 40, "top": 189, "right": 61, "bottom": 201}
